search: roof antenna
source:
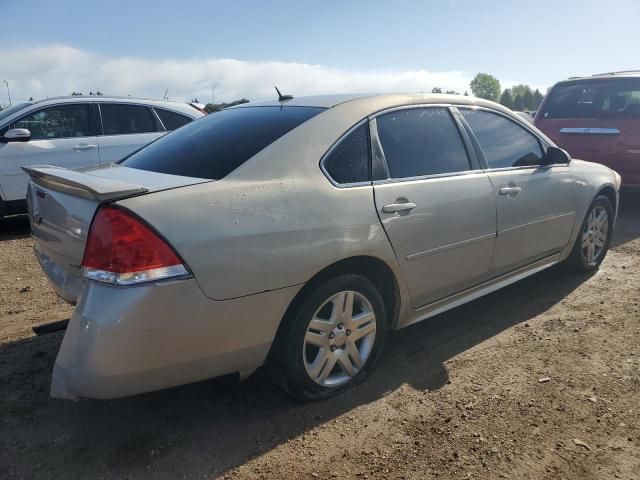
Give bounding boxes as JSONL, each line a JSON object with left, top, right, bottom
{"left": 275, "top": 86, "right": 293, "bottom": 102}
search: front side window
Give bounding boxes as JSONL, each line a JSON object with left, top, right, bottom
{"left": 323, "top": 123, "right": 370, "bottom": 184}
{"left": 155, "top": 108, "right": 192, "bottom": 131}
{"left": 10, "top": 104, "right": 91, "bottom": 140}
{"left": 122, "top": 106, "right": 325, "bottom": 180}
{"left": 376, "top": 107, "right": 470, "bottom": 179}
{"left": 100, "top": 104, "right": 159, "bottom": 135}
{"left": 461, "top": 109, "right": 544, "bottom": 168}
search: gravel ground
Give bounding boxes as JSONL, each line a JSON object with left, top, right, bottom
{"left": 1, "top": 193, "right": 639, "bottom": 480}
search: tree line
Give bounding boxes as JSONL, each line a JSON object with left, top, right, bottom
{"left": 469, "top": 72, "right": 544, "bottom": 111}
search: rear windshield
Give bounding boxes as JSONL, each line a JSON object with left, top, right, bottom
{"left": 121, "top": 106, "right": 325, "bottom": 179}
{"left": 541, "top": 78, "right": 640, "bottom": 119}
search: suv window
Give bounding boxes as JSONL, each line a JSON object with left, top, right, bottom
{"left": 376, "top": 107, "right": 470, "bottom": 179}
{"left": 155, "top": 108, "right": 192, "bottom": 131}
{"left": 461, "top": 109, "right": 544, "bottom": 168}
{"left": 541, "top": 78, "right": 640, "bottom": 119}
{"left": 323, "top": 123, "right": 370, "bottom": 184}
{"left": 100, "top": 104, "right": 159, "bottom": 135}
{"left": 9, "top": 104, "right": 91, "bottom": 140}
{"left": 121, "top": 106, "right": 325, "bottom": 180}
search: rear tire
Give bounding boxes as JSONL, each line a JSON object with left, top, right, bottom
{"left": 275, "top": 274, "right": 387, "bottom": 401}
{"left": 566, "top": 195, "right": 614, "bottom": 273}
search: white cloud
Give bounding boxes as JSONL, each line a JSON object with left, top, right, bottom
{"left": 0, "top": 44, "right": 479, "bottom": 105}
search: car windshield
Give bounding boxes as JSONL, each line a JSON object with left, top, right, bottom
{"left": 541, "top": 78, "right": 640, "bottom": 119}
{"left": 0, "top": 102, "right": 33, "bottom": 124}
{"left": 121, "top": 106, "right": 325, "bottom": 180}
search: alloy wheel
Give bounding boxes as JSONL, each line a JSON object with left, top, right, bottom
{"left": 582, "top": 206, "right": 609, "bottom": 265}
{"left": 303, "top": 290, "right": 377, "bottom": 387}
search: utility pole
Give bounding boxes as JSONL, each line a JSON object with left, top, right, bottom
{"left": 212, "top": 83, "right": 219, "bottom": 105}
{"left": 163, "top": 88, "right": 169, "bottom": 100}
{"left": 2, "top": 80, "right": 11, "bottom": 107}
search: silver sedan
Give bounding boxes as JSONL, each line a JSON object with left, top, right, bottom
{"left": 25, "top": 93, "right": 621, "bottom": 401}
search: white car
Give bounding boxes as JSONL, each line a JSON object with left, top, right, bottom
{"left": 0, "top": 96, "right": 206, "bottom": 219}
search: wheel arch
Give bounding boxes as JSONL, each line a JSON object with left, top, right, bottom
{"left": 265, "top": 255, "right": 401, "bottom": 365}
{"left": 597, "top": 185, "right": 618, "bottom": 216}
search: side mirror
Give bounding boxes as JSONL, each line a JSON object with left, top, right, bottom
{"left": 541, "top": 146, "right": 570, "bottom": 166}
{"left": 2, "top": 128, "right": 31, "bottom": 143}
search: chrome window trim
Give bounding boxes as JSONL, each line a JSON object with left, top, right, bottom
{"left": 483, "top": 164, "right": 571, "bottom": 173}
{"left": 370, "top": 104, "right": 476, "bottom": 184}
{"left": 319, "top": 118, "right": 372, "bottom": 189}
{"left": 372, "top": 168, "right": 486, "bottom": 186}
{"left": 559, "top": 127, "right": 620, "bottom": 135}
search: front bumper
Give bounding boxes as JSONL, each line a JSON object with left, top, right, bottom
{"left": 51, "top": 278, "right": 301, "bottom": 400}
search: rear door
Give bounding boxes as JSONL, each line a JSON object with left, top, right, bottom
{"left": 96, "top": 103, "right": 165, "bottom": 163}
{"left": 461, "top": 108, "right": 576, "bottom": 275}
{"left": 0, "top": 103, "right": 99, "bottom": 201}
{"left": 371, "top": 106, "right": 497, "bottom": 308}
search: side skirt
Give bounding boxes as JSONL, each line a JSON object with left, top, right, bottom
{"left": 397, "top": 253, "right": 561, "bottom": 329}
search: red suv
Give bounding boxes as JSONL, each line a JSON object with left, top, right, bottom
{"left": 535, "top": 71, "right": 640, "bottom": 187}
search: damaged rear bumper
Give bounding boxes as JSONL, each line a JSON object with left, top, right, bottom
{"left": 51, "top": 278, "right": 300, "bottom": 400}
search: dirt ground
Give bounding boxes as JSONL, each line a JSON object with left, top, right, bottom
{"left": 1, "top": 194, "right": 639, "bottom": 480}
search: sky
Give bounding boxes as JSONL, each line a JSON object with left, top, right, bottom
{"left": 1, "top": 0, "right": 639, "bottom": 105}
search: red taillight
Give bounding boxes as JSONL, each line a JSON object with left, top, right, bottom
{"left": 82, "top": 206, "right": 188, "bottom": 285}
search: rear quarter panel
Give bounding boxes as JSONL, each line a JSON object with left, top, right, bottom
{"left": 118, "top": 102, "right": 405, "bottom": 302}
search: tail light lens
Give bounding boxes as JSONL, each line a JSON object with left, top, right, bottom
{"left": 82, "top": 206, "right": 189, "bottom": 285}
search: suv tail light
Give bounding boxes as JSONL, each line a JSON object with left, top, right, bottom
{"left": 82, "top": 206, "right": 189, "bottom": 285}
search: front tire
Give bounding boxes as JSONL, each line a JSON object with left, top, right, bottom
{"left": 566, "top": 194, "right": 614, "bottom": 273}
{"left": 277, "top": 274, "right": 387, "bottom": 401}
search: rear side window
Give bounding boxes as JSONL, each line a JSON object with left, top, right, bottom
{"left": 376, "top": 107, "right": 470, "bottom": 179}
{"left": 541, "top": 78, "right": 640, "bottom": 119}
{"left": 461, "top": 109, "right": 543, "bottom": 168}
{"left": 100, "top": 104, "right": 159, "bottom": 135}
{"left": 155, "top": 108, "right": 192, "bottom": 131}
{"left": 122, "top": 106, "right": 325, "bottom": 179}
{"left": 323, "top": 123, "right": 370, "bottom": 184}
{"left": 10, "top": 104, "right": 92, "bottom": 140}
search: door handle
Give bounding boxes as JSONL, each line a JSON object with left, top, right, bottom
{"left": 382, "top": 202, "right": 417, "bottom": 213}
{"left": 498, "top": 186, "right": 522, "bottom": 196}
{"left": 72, "top": 144, "right": 97, "bottom": 151}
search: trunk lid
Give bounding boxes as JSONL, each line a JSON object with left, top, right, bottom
{"left": 25, "top": 164, "right": 209, "bottom": 303}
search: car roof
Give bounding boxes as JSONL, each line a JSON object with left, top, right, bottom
{"left": 559, "top": 70, "right": 640, "bottom": 84}
{"left": 3, "top": 96, "right": 203, "bottom": 120}
{"left": 233, "top": 92, "right": 511, "bottom": 112}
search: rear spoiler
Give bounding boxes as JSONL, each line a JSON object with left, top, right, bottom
{"left": 22, "top": 165, "right": 149, "bottom": 202}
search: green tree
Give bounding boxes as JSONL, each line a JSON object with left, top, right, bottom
{"left": 445, "top": 90, "right": 459, "bottom": 95}
{"left": 431, "top": 87, "right": 442, "bottom": 93}
{"left": 510, "top": 84, "right": 530, "bottom": 99}
{"left": 522, "top": 89, "right": 534, "bottom": 110}
{"left": 204, "top": 98, "right": 250, "bottom": 114}
{"left": 533, "top": 89, "right": 544, "bottom": 109}
{"left": 470, "top": 73, "right": 501, "bottom": 101}
{"left": 499, "top": 89, "right": 514, "bottom": 109}
{"left": 513, "top": 94, "right": 524, "bottom": 111}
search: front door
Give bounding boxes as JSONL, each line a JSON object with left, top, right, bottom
{"left": 0, "top": 103, "right": 99, "bottom": 201}
{"left": 460, "top": 108, "right": 576, "bottom": 275}
{"left": 372, "top": 106, "right": 497, "bottom": 308}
